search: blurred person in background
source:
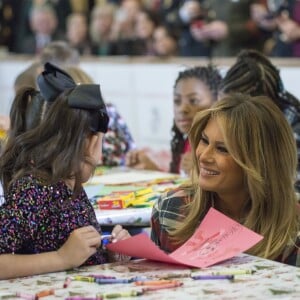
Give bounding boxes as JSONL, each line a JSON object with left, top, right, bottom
{"left": 134, "top": 9, "right": 160, "bottom": 55}
{"left": 177, "top": 0, "right": 211, "bottom": 57}
{"left": 153, "top": 24, "right": 179, "bottom": 57}
{"left": 90, "top": 3, "right": 118, "bottom": 56}
{"left": 17, "top": 4, "right": 64, "bottom": 54}
{"left": 126, "top": 65, "right": 222, "bottom": 176}
{"left": 66, "top": 12, "right": 92, "bottom": 55}
{"left": 186, "top": 0, "right": 266, "bottom": 57}
{"left": 110, "top": 0, "right": 143, "bottom": 55}
{"left": 252, "top": 0, "right": 300, "bottom": 56}
{"left": 0, "top": 0, "right": 20, "bottom": 53}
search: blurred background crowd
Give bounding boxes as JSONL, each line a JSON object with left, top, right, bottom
{"left": 1, "top": 0, "right": 300, "bottom": 59}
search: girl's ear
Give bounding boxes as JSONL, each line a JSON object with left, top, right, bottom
{"left": 86, "top": 134, "right": 99, "bottom": 156}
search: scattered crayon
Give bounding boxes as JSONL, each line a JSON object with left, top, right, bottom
{"left": 191, "top": 275, "right": 234, "bottom": 280}
{"left": 35, "top": 289, "right": 54, "bottom": 299}
{"left": 212, "top": 269, "right": 255, "bottom": 275}
{"left": 63, "top": 277, "right": 72, "bottom": 288}
{"left": 97, "top": 290, "right": 143, "bottom": 299}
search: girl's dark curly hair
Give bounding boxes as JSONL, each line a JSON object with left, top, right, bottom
{"left": 169, "top": 65, "right": 222, "bottom": 173}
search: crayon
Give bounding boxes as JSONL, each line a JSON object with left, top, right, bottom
{"left": 35, "top": 289, "right": 54, "bottom": 299}
{"left": 88, "top": 274, "right": 116, "bottom": 279}
{"left": 95, "top": 278, "right": 132, "bottom": 284}
{"left": 15, "top": 292, "right": 36, "bottom": 300}
{"left": 134, "top": 280, "right": 177, "bottom": 286}
{"left": 63, "top": 277, "right": 72, "bottom": 288}
{"left": 212, "top": 269, "right": 255, "bottom": 275}
{"left": 73, "top": 275, "right": 95, "bottom": 282}
{"left": 156, "top": 273, "right": 191, "bottom": 279}
{"left": 96, "top": 290, "right": 143, "bottom": 299}
{"left": 142, "top": 282, "right": 183, "bottom": 292}
{"left": 191, "top": 275, "right": 234, "bottom": 280}
{"left": 130, "top": 276, "right": 149, "bottom": 282}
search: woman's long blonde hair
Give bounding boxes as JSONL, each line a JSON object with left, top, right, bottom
{"left": 172, "top": 93, "right": 299, "bottom": 260}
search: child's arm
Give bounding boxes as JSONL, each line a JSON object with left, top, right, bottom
{"left": 125, "top": 148, "right": 171, "bottom": 172}
{"left": 0, "top": 225, "right": 101, "bottom": 279}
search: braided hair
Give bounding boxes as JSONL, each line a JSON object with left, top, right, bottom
{"left": 169, "top": 65, "right": 222, "bottom": 173}
{"left": 220, "top": 49, "right": 300, "bottom": 113}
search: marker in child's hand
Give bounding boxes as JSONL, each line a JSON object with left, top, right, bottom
{"left": 101, "top": 234, "right": 112, "bottom": 249}
{"left": 101, "top": 234, "right": 112, "bottom": 240}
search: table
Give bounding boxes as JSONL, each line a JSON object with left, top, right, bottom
{"left": 0, "top": 254, "right": 299, "bottom": 299}
{"left": 85, "top": 168, "right": 182, "bottom": 227}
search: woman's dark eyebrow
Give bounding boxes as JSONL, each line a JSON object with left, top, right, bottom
{"left": 201, "top": 132, "right": 225, "bottom": 146}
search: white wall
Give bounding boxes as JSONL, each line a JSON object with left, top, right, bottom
{"left": 1, "top": 57, "right": 300, "bottom": 151}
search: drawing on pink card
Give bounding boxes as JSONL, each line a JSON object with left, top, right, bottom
{"left": 107, "top": 208, "right": 263, "bottom": 268}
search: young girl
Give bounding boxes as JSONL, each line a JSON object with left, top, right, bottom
{"left": 126, "top": 65, "right": 222, "bottom": 176}
{"left": 0, "top": 83, "right": 130, "bottom": 279}
{"left": 151, "top": 93, "right": 300, "bottom": 266}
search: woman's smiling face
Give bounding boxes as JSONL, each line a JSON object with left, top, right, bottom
{"left": 196, "top": 117, "right": 245, "bottom": 196}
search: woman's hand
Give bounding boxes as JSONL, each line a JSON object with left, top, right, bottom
{"left": 108, "top": 225, "right": 131, "bottom": 262}
{"left": 111, "top": 224, "right": 131, "bottom": 243}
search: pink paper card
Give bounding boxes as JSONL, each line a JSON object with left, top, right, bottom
{"left": 107, "top": 208, "right": 263, "bottom": 268}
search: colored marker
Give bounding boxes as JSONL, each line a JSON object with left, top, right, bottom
{"left": 97, "top": 290, "right": 143, "bottom": 299}
{"left": 192, "top": 275, "right": 234, "bottom": 280}
{"left": 101, "top": 234, "right": 112, "bottom": 240}
{"left": 212, "top": 269, "right": 255, "bottom": 275}
{"left": 95, "top": 278, "right": 132, "bottom": 284}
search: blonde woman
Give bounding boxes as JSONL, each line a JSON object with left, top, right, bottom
{"left": 151, "top": 93, "right": 300, "bottom": 266}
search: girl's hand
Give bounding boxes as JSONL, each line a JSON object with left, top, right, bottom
{"left": 57, "top": 226, "right": 101, "bottom": 269}
{"left": 125, "top": 149, "right": 160, "bottom": 171}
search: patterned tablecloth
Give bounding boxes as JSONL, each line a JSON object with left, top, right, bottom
{"left": 1, "top": 254, "right": 299, "bottom": 299}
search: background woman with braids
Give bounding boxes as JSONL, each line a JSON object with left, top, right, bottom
{"left": 220, "top": 49, "right": 300, "bottom": 192}
{"left": 126, "top": 65, "right": 222, "bottom": 176}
